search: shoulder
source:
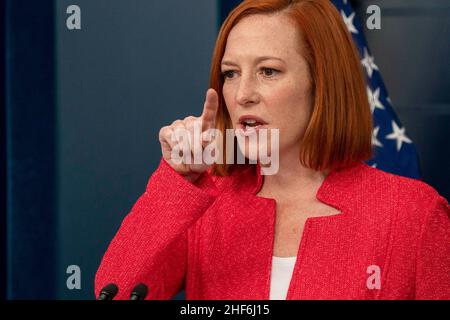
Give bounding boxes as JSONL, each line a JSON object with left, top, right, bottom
{"left": 358, "top": 163, "right": 449, "bottom": 223}
{"left": 360, "top": 163, "right": 443, "bottom": 200}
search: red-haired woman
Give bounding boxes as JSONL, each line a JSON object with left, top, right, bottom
{"left": 95, "top": 0, "right": 449, "bottom": 300}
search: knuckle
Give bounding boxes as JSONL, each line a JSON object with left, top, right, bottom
{"left": 171, "top": 119, "right": 182, "bottom": 126}
{"left": 172, "top": 123, "right": 185, "bottom": 132}
{"left": 160, "top": 126, "right": 174, "bottom": 141}
{"left": 159, "top": 126, "right": 168, "bottom": 138}
{"left": 185, "top": 120, "right": 196, "bottom": 130}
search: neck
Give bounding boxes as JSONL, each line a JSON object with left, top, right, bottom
{"left": 259, "top": 146, "right": 329, "bottom": 198}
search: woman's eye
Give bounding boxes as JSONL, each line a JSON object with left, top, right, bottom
{"left": 222, "top": 70, "right": 236, "bottom": 79}
{"left": 261, "top": 68, "right": 279, "bottom": 77}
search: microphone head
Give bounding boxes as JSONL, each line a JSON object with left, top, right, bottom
{"left": 130, "top": 283, "right": 148, "bottom": 300}
{"left": 99, "top": 283, "right": 119, "bottom": 300}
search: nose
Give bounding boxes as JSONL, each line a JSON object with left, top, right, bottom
{"left": 235, "top": 74, "right": 259, "bottom": 107}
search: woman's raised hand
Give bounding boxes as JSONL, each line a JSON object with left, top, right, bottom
{"left": 158, "top": 88, "right": 219, "bottom": 182}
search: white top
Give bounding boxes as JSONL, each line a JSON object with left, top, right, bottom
{"left": 269, "top": 256, "right": 297, "bottom": 300}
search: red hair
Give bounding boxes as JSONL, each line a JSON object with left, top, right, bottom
{"left": 209, "top": 0, "right": 373, "bottom": 176}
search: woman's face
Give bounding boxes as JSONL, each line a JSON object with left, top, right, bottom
{"left": 221, "top": 13, "right": 313, "bottom": 163}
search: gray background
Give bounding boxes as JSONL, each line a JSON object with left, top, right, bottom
{"left": 56, "top": 0, "right": 217, "bottom": 299}
{"left": 355, "top": 0, "right": 450, "bottom": 198}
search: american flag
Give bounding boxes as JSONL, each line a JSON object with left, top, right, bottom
{"left": 332, "top": 0, "right": 421, "bottom": 179}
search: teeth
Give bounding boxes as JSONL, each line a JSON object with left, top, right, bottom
{"left": 245, "top": 119, "right": 257, "bottom": 124}
{"left": 245, "top": 125, "right": 256, "bottom": 132}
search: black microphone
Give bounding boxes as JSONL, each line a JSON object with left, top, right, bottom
{"left": 97, "top": 283, "right": 119, "bottom": 300}
{"left": 129, "top": 283, "right": 148, "bottom": 300}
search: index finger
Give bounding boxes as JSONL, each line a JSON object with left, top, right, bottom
{"left": 201, "top": 88, "right": 219, "bottom": 130}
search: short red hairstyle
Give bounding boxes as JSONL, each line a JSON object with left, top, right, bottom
{"left": 209, "top": 0, "right": 373, "bottom": 176}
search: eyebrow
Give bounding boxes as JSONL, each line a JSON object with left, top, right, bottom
{"left": 221, "top": 56, "right": 285, "bottom": 67}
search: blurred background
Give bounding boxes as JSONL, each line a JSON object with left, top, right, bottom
{"left": 1, "top": 0, "right": 449, "bottom": 299}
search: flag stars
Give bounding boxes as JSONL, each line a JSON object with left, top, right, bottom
{"left": 372, "top": 126, "right": 383, "bottom": 148}
{"left": 385, "top": 121, "right": 412, "bottom": 152}
{"left": 367, "top": 87, "right": 385, "bottom": 114}
{"left": 335, "top": 1, "right": 418, "bottom": 174}
{"left": 361, "top": 47, "right": 379, "bottom": 78}
{"left": 341, "top": 10, "right": 358, "bottom": 34}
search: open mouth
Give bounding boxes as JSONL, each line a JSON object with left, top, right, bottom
{"left": 238, "top": 116, "right": 268, "bottom": 136}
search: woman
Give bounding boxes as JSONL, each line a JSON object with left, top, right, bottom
{"left": 95, "top": 0, "right": 450, "bottom": 299}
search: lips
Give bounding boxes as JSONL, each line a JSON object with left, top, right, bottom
{"left": 237, "top": 115, "right": 268, "bottom": 136}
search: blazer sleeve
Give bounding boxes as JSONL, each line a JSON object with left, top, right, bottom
{"left": 94, "top": 157, "right": 219, "bottom": 300}
{"left": 414, "top": 193, "right": 450, "bottom": 299}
